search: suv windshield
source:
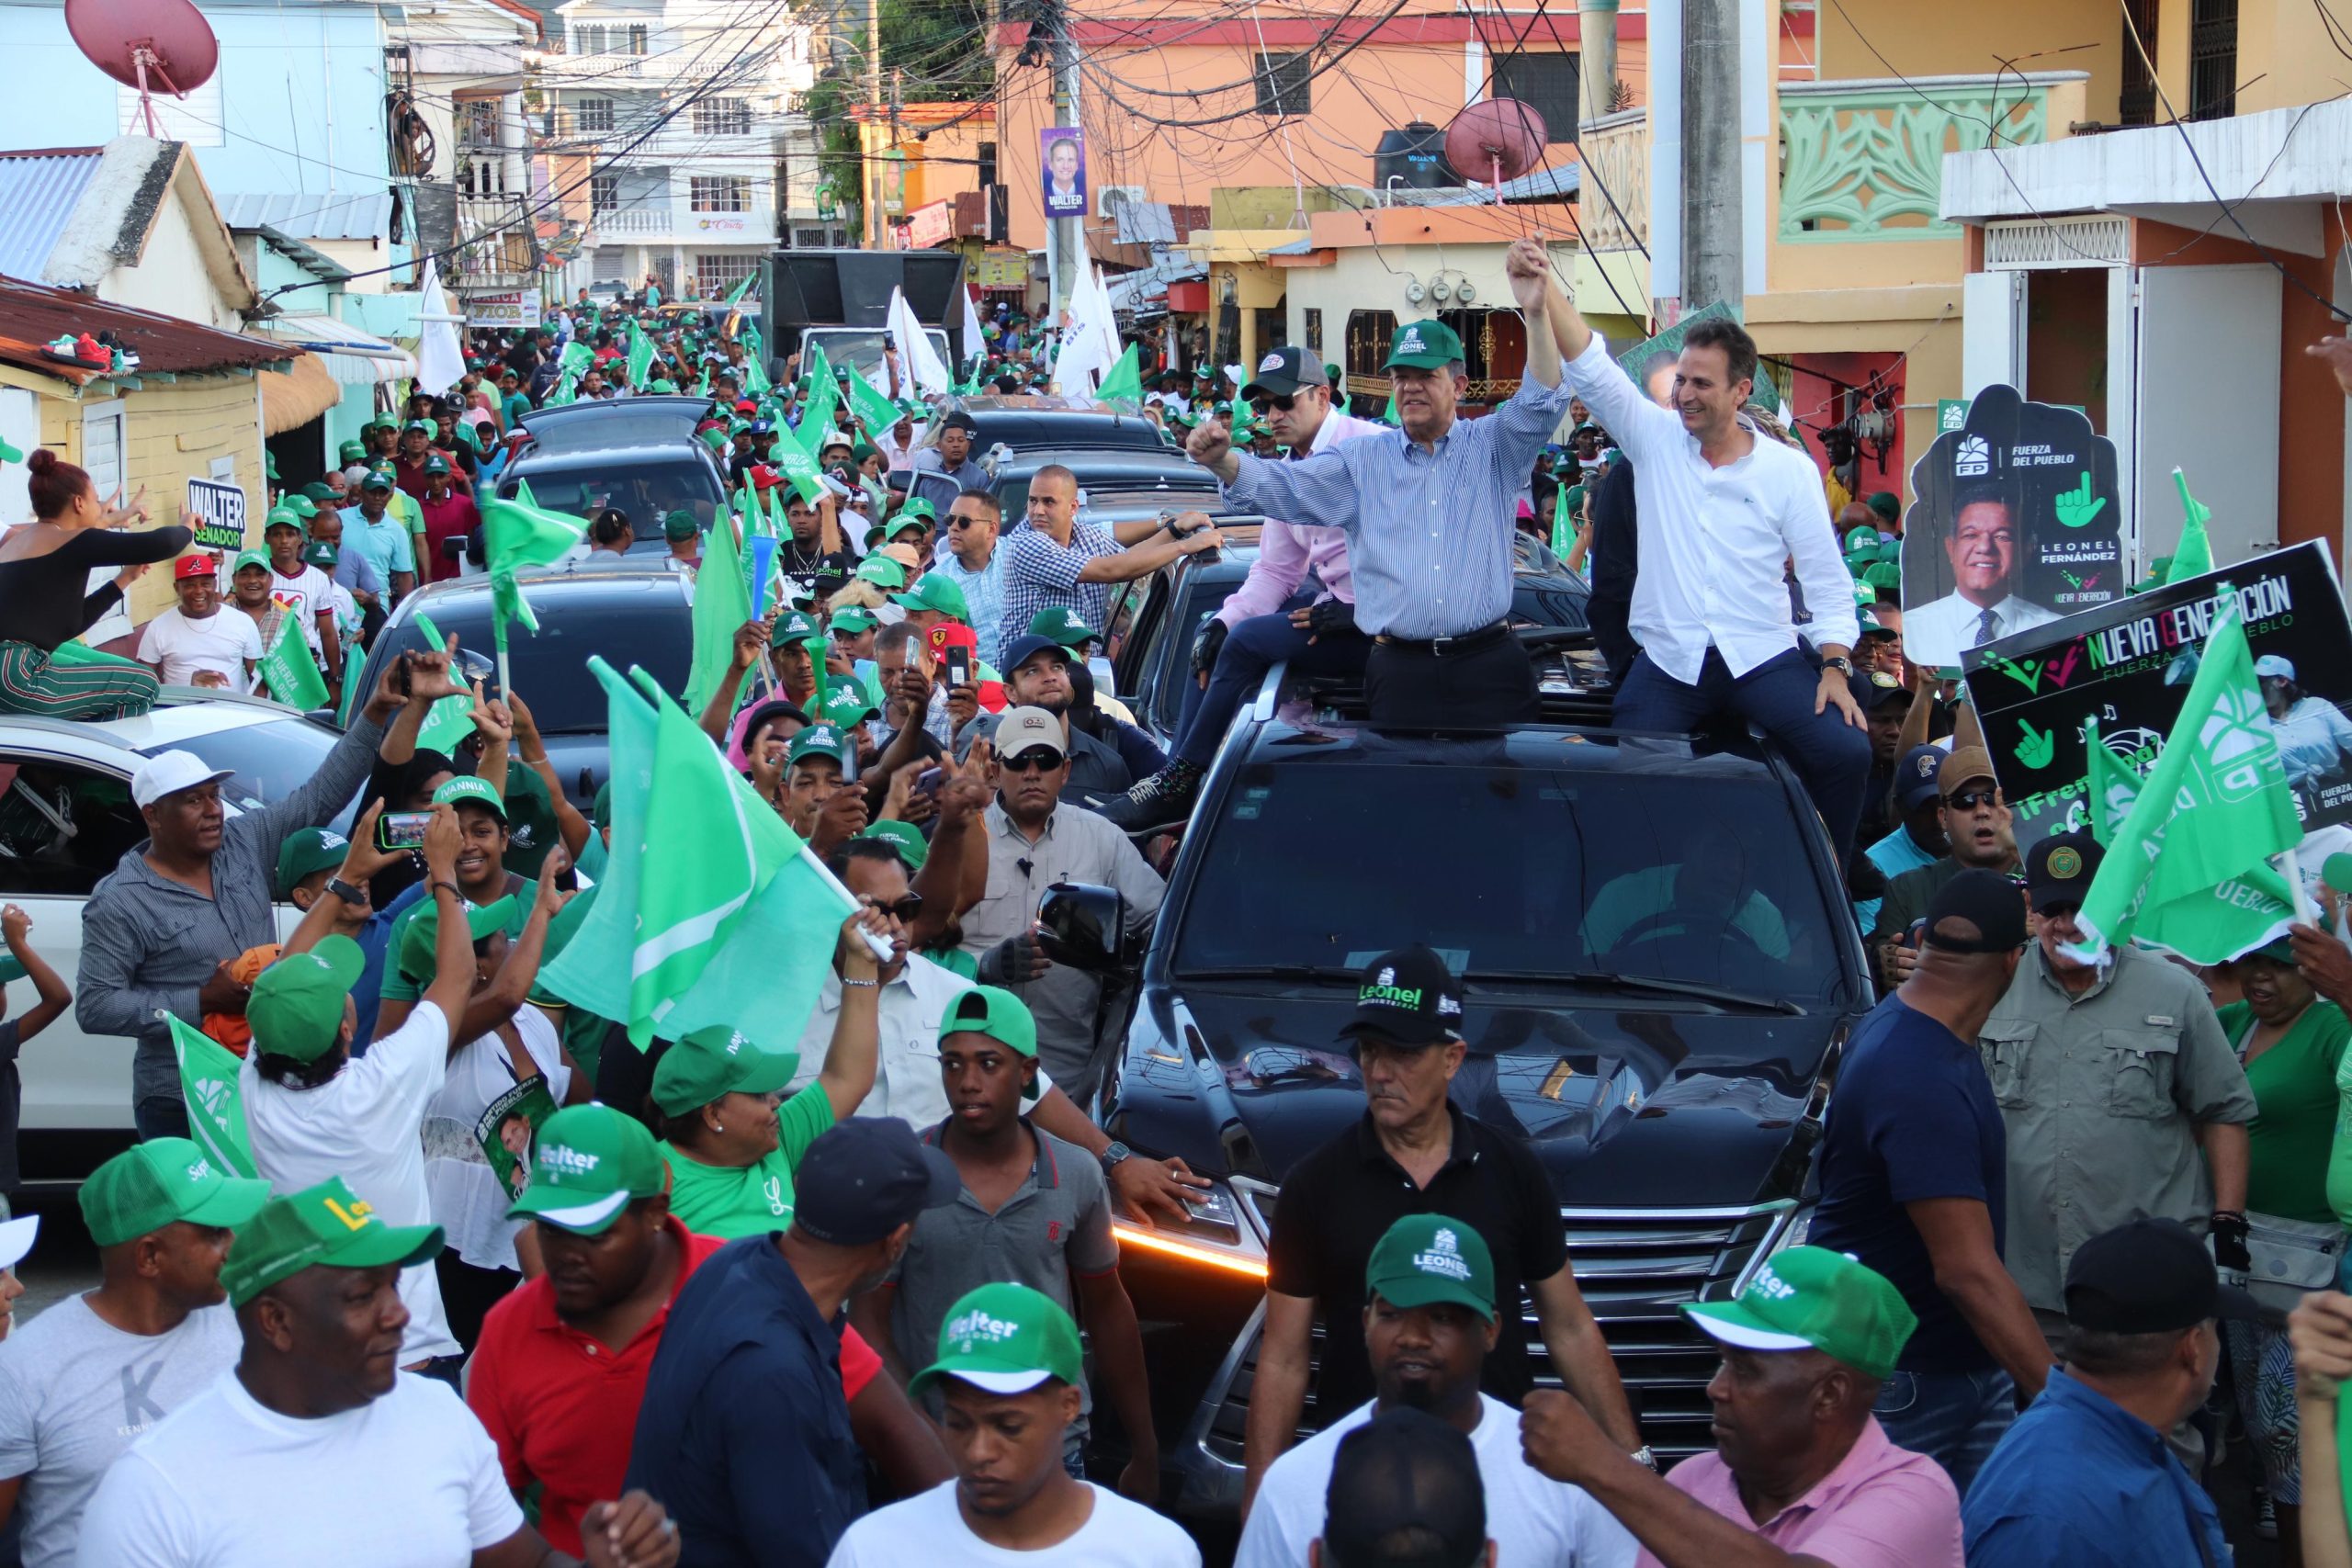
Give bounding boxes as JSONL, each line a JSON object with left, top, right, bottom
{"left": 372, "top": 595, "right": 692, "bottom": 732}
{"left": 499, "top": 457, "right": 723, "bottom": 530}
{"left": 1171, "top": 755, "right": 1845, "bottom": 1006}
{"left": 804, "top": 328, "right": 951, "bottom": 381}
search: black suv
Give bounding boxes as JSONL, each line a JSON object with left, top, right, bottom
{"left": 495, "top": 397, "right": 729, "bottom": 558}
{"left": 1098, "top": 688, "right": 1870, "bottom": 1517}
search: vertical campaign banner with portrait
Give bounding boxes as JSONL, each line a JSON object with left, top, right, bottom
{"left": 1040, "top": 127, "right": 1088, "bottom": 220}
{"left": 1962, "top": 540, "right": 2352, "bottom": 854}
{"left": 1900, "top": 384, "right": 2124, "bottom": 671}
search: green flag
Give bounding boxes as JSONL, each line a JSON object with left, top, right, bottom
{"left": 626, "top": 320, "right": 655, "bottom": 389}
{"left": 842, "top": 362, "right": 899, "bottom": 437}
{"left": 1550, "top": 483, "right": 1574, "bottom": 558}
{"left": 411, "top": 612, "right": 480, "bottom": 756}
{"left": 483, "top": 495, "right": 591, "bottom": 579}
{"left": 537, "top": 660, "right": 854, "bottom": 1050}
{"left": 2168, "top": 469, "right": 2214, "bottom": 584}
{"left": 799, "top": 349, "right": 839, "bottom": 446}
{"left": 255, "top": 612, "right": 328, "bottom": 711}
{"left": 334, "top": 645, "right": 365, "bottom": 727}
{"left": 1096, "top": 342, "right": 1143, "bottom": 407}
{"left": 684, "top": 508, "right": 753, "bottom": 717}
{"left": 490, "top": 571, "right": 539, "bottom": 658}
{"left": 768, "top": 425, "right": 829, "bottom": 507}
{"left": 559, "top": 340, "right": 594, "bottom": 378}
{"left": 2064, "top": 604, "right": 2305, "bottom": 964}
{"left": 170, "top": 1015, "right": 257, "bottom": 1177}
{"left": 724, "top": 270, "right": 758, "bottom": 307}
{"left": 0, "top": 434, "right": 21, "bottom": 466}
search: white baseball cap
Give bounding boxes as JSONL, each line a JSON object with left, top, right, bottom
{"left": 130, "top": 750, "right": 236, "bottom": 809}
{"left": 0, "top": 1212, "right": 37, "bottom": 1271}
{"left": 992, "top": 705, "right": 1068, "bottom": 760}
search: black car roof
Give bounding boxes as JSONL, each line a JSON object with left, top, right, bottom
{"left": 994, "top": 449, "right": 1214, "bottom": 482}
{"left": 936, "top": 397, "right": 1165, "bottom": 451}
{"left": 394, "top": 566, "right": 691, "bottom": 617}
{"left": 514, "top": 396, "right": 715, "bottom": 455}
{"left": 1235, "top": 718, "right": 1780, "bottom": 778}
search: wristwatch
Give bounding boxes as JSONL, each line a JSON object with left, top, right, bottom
{"left": 1629, "top": 1446, "right": 1658, "bottom": 1472}
{"left": 324, "top": 876, "right": 367, "bottom": 907}
{"left": 1099, "top": 1140, "right": 1132, "bottom": 1172}
{"left": 1822, "top": 656, "right": 1854, "bottom": 675}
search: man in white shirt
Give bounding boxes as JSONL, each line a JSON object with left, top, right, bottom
{"left": 1544, "top": 275, "right": 1873, "bottom": 861}
{"left": 877, "top": 412, "right": 922, "bottom": 472}
{"left": 0, "top": 1139, "right": 266, "bottom": 1566}
{"left": 1238, "top": 1213, "right": 1635, "bottom": 1568}
{"left": 76, "top": 1175, "right": 680, "bottom": 1568}
{"left": 1902, "top": 493, "right": 2060, "bottom": 669}
{"left": 826, "top": 1281, "right": 1199, "bottom": 1568}
{"left": 137, "top": 554, "right": 261, "bottom": 691}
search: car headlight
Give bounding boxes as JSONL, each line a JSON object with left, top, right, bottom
{"left": 1112, "top": 1176, "right": 1273, "bottom": 1281}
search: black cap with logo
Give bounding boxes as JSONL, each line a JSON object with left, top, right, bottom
{"left": 1920, "top": 868, "right": 2030, "bottom": 954}
{"left": 1338, "top": 944, "right": 1465, "bottom": 1048}
{"left": 2025, "top": 829, "right": 2105, "bottom": 913}
{"left": 2064, "top": 1217, "right": 2260, "bottom": 1333}
{"left": 1241, "top": 345, "right": 1331, "bottom": 401}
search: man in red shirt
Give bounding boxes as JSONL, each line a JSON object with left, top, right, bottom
{"left": 417, "top": 454, "right": 482, "bottom": 582}
{"left": 469, "top": 1104, "right": 944, "bottom": 1555}
{"left": 392, "top": 419, "right": 467, "bottom": 500}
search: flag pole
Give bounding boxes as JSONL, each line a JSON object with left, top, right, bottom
{"left": 797, "top": 842, "right": 897, "bottom": 963}
{"left": 2282, "top": 841, "right": 2319, "bottom": 925}
{"left": 727, "top": 495, "right": 782, "bottom": 702}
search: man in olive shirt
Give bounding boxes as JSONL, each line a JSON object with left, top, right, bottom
{"left": 1978, "top": 831, "right": 2255, "bottom": 1464}
{"left": 1870, "top": 747, "right": 2019, "bottom": 991}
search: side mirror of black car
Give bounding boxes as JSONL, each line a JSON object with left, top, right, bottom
{"left": 1036, "top": 881, "right": 1131, "bottom": 973}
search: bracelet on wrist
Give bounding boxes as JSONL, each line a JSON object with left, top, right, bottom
{"left": 841, "top": 976, "right": 880, "bottom": 988}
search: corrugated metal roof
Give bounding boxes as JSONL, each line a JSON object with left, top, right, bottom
{"left": 217, "top": 190, "right": 394, "bottom": 243}
{"left": 0, "top": 275, "right": 296, "bottom": 378}
{"left": 254, "top": 312, "right": 414, "bottom": 386}
{"left": 0, "top": 150, "right": 104, "bottom": 282}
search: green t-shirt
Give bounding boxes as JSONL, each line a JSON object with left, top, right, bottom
{"left": 2221, "top": 998, "right": 2351, "bottom": 1224}
{"left": 922, "top": 945, "right": 978, "bottom": 981}
{"left": 503, "top": 391, "right": 533, "bottom": 429}
{"left": 379, "top": 875, "right": 536, "bottom": 1001}
{"left": 657, "top": 1085, "right": 837, "bottom": 1239}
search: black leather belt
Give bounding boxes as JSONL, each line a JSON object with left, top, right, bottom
{"left": 1373, "top": 622, "right": 1511, "bottom": 658}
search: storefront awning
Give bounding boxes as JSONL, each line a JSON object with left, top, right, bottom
{"left": 253, "top": 313, "right": 415, "bottom": 387}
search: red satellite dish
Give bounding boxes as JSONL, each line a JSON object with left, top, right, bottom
{"left": 1442, "top": 98, "right": 1549, "bottom": 199}
{"left": 65, "top": 0, "right": 220, "bottom": 137}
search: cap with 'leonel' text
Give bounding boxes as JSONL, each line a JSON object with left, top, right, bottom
{"left": 1337, "top": 943, "right": 1465, "bottom": 1047}
{"left": 1364, "top": 1213, "right": 1497, "bottom": 1324}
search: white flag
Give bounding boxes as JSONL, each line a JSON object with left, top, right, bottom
{"left": 1053, "top": 265, "right": 1121, "bottom": 395}
{"left": 960, "top": 286, "right": 988, "bottom": 374}
{"left": 888, "top": 286, "right": 953, "bottom": 397}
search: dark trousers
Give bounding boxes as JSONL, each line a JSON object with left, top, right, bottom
{"left": 1611, "top": 647, "right": 1872, "bottom": 862}
{"left": 1363, "top": 632, "right": 1538, "bottom": 729}
{"left": 435, "top": 1250, "right": 521, "bottom": 1355}
{"left": 134, "top": 1094, "right": 192, "bottom": 1143}
{"left": 1172, "top": 606, "right": 1370, "bottom": 769}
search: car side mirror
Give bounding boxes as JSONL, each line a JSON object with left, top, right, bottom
{"left": 1036, "top": 881, "right": 1133, "bottom": 972}
{"left": 441, "top": 536, "right": 467, "bottom": 560}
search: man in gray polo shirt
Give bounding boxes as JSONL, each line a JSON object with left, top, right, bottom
{"left": 846, "top": 987, "right": 1159, "bottom": 1498}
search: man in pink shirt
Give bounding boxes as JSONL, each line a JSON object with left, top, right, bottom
{"left": 1521, "top": 1246, "right": 1963, "bottom": 1568}
{"left": 1101, "top": 346, "right": 1385, "bottom": 832}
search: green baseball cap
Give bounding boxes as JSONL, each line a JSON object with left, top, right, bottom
{"left": 1384, "top": 319, "right": 1464, "bottom": 370}
{"left": 80, "top": 1136, "right": 270, "bottom": 1247}
{"left": 854, "top": 555, "right": 908, "bottom": 590}
{"left": 896, "top": 496, "right": 937, "bottom": 525}
{"left": 938, "top": 985, "right": 1041, "bottom": 1100}
{"left": 1026, "top": 605, "right": 1096, "bottom": 648}
{"left": 405, "top": 419, "right": 435, "bottom": 434}
{"left": 909, "top": 1281, "right": 1085, "bottom": 1398}
{"left": 266, "top": 449, "right": 280, "bottom": 479}
{"left": 300, "top": 482, "right": 338, "bottom": 505}
{"left": 218, "top": 1176, "right": 445, "bottom": 1309}
{"left": 1364, "top": 1213, "right": 1497, "bottom": 1324}
{"left": 359, "top": 468, "right": 394, "bottom": 492}
{"left": 248, "top": 936, "right": 366, "bottom": 1063}
{"left": 423, "top": 454, "right": 451, "bottom": 477}
{"left": 231, "top": 547, "right": 270, "bottom": 576}
{"left": 500, "top": 764, "right": 560, "bottom": 878}
{"left": 1843, "top": 525, "right": 1880, "bottom": 553}
{"left": 651, "top": 1025, "right": 800, "bottom": 1116}
{"left": 787, "top": 722, "right": 849, "bottom": 769}
{"left": 857, "top": 819, "right": 928, "bottom": 871}
{"left": 300, "top": 541, "right": 339, "bottom": 570}
{"left": 396, "top": 894, "right": 517, "bottom": 987}
{"left": 434, "top": 774, "right": 508, "bottom": 821}
{"left": 275, "top": 826, "right": 351, "bottom": 899}
{"left": 829, "top": 608, "right": 878, "bottom": 636}
{"left": 772, "top": 610, "right": 822, "bottom": 647}
{"left": 339, "top": 439, "right": 368, "bottom": 464}
{"left": 277, "top": 495, "right": 318, "bottom": 521}
{"left": 663, "top": 509, "right": 700, "bottom": 542}
{"left": 264, "top": 507, "right": 307, "bottom": 533}
{"left": 1860, "top": 561, "right": 1901, "bottom": 592}
{"left": 818, "top": 684, "right": 876, "bottom": 728}
{"left": 1682, "top": 1246, "right": 1917, "bottom": 1381}
{"left": 894, "top": 575, "right": 968, "bottom": 621}
{"left": 507, "top": 1103, "right": 670, "bottom": 1234}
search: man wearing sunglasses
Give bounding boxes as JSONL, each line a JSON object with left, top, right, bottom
{"left": 1868, "top": 748, "right": 2021, "bottom": 991}
{"left": 1104, "top": 348, "right": 1384, "bottom": 833}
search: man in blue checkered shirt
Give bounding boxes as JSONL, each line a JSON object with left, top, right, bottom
{"left": 995, "top": 464, "right": 1226, "bottom": 667}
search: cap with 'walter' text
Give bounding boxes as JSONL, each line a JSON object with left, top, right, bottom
{"left": 909, "top": 1280, "right": 1085, "bottom": 1398}
{"left": 1684, "top": 1245, "right": 1917, "bottom": 1381}
{"left": 1365, "top": 1213, "right": 1497, "bottom": 1324}
{"left": 507, "top": 1103, "right": 670, "bottom": 1234}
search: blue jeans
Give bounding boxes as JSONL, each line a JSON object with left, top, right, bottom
{"left": 1611, "top": 647, "right": 1873, "bottom": 862}
{"left": 135, "top": 1094, "right": 192, "bottom": 1143}
{"left": 1872, "top": 1367, "right": 2016, "bottom": 1499}
{"left": 1171, "top": 605, "right": 1370, "bottom": 770}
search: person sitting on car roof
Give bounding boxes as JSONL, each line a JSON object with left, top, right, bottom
{"left": 913, "top": 412, "right": 989, "bottom": 491}
{"left": 1243, "top": 945, "right": 1640, "bottom": 1518}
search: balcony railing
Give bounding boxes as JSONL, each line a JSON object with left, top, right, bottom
{"left": 1577, "top": 107, "right": 1648, "bottom": 254}
{"left": 589, "top": 206, "right": 775, "bottom": 242}
{"left": 1777, "top": 72, "right": 2086, "bottom": 242}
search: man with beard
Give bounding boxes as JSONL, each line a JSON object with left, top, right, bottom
{"left": 1238, "top": 1214, "right": 1634, "bottom": 1568}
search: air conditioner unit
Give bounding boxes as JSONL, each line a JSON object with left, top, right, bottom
{"left": 1096, "top": 184, "right": 1148, "bottom": 219}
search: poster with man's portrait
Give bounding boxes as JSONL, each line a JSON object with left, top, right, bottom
{"left": 1900, "top": 384, "right": 2123, "bottom": 671}
{"left": 1040, "top": 128, "right": 1087, "bottom": 219}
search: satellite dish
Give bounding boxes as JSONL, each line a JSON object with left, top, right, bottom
{"left": 65, "top": 0, "right": 219, "bottom": 138}
{"left": 1442, "top": 98, "right": 1548, "bottom": 200}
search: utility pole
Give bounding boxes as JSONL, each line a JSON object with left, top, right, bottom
{"left": 865, "top": 0, "right": 884, "bottom": 249}
{"left": 1679, "top": 0, "right": 1740, "bottom": 311}
{"left": 1047, "top": 0, "right": 1080, "bottom": 327}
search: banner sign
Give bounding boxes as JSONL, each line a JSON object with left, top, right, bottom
{"left": 1040, "top": 126, "right": 1087, "bottom": 219}
{"left": 1962, "top": 540, "right": 2352, "bottom": 852}
{"left": 466, "top": 291, "right": 541, "bottom": 329}
{"left": 186, "top": 477, "right": 246, "bottom": 552}
{"left": 1902, "top": 383, "right": 2124, "bottom": 671}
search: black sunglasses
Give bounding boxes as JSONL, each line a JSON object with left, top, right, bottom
{"left": 1250, "top": 393, "right": 1296, "bottom": 413}
{"left": 1001, "top": 749, "right": 1063, "bottom": 773}
{"left": 1945, "top": 787, "right": 1999, "bottom": 812}
{"left": 875, "top": 893, "right": 923, "bottom": 921}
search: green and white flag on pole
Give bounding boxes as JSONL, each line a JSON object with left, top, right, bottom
{"left": 798, "top": 343, "right": 840, "bottom": 446}
{"left": 537, "top": 660, "right": 854, "bottom": 1051}
{"left": 684, "top": 504, "right": 753, "bottom": 717}
{"left": 626, "top": 320, "right": 655, "bottom": 389}
{"left": 169, "top": 1014, "right": 257, "bottom": 1177}
{"left": 1095, "top": 342, "right": 1144, "bottom": 408}
{"left": 255, "top": 613, "right": 328, "bottom": 712}
{"left": 724, "top": 270, "right": 759, "bottom": 307}
{"left": 842, "top": 362, "right": 900, "bottom": 438}
{"left": 482, "top": 494, "right": 592, "bottom": 657}
{"left": 768, "top": 423, "right": 829, "bottom": 507}
{"left": 2168, "top": 468, "right": 2215, "bottom": 584}
{"left": 411, "top": 612, "right": 480, "bottom": 756}
{"left": 2064, "top": 604, "right": 2305, "bottom": 964}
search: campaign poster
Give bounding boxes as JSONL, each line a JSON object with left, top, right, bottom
{"left": 1901, "top": 384, "right": 2124, "bottom": 672}
{"left": 1040, "top": 127, "right": 1087, "bottom": 219}
{"left": 1611, "top": 302, "right": 1781, "bottom": 417}
{"left": 1962, "top": 540, "right": 2352, "bottom": 854}
{"left": 475, "top": 1077, "right": 559, "bottom": 1201}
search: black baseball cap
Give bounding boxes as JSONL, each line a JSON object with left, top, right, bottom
{"left": 1338, "top": 944, "right": 1466, "bottom": 1048}
{"left": 1920, "top": 868, "right": 2030, "bottom": 954}
{"left": 1241, "top": 345, "right": 1330, "bottom": 401}
{"left": 1320, "top": 1406, "right": 1488, "bottom": 1568}
{"left": 1848, "top": 671, "right": 1911, "bottom": 716}
{"left": 2064, "top": 1217, "right": 2260, "bottom": 1333}
{"left": 2025, "top": 830, "right": 2105, "bottom": 913}
{"left": 938, "top": 412, "right": 979, "bottom": 434}
{"left": 791, "top": 1119, "right": 961, "bottom": 1246}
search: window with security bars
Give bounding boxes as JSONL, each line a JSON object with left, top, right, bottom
{"left": 628, "top": 25, "right": 648, "bottom": 53}
{"left": 1488, "top": 51, "right": 1580, "bottom": 142}
{"left": 792, "top": 226, "right": 831, "bottom": 247}
{"left": 591, "top": 172, "right": 619, "bottom": 212}
{"left": 693, "top": 98, "right": 752, "bottom": 135}
{"left": 1254, "top": 52, "right": 1310, "bottom": 116}
{"left": 696, "top": 254, "right": 758, "bottom": 296}
{"left": 2119, "top": 0, "right": 2159, "bottom": 124}
{"left": 575, "top": 97, "right": 615, "bottom": 134}
{"left": 2188, "top": 0, "right": 2237, "bottom": 119}
{"left": 690, "top": 176, "right": 752, "bottom": 212}
{"left": 458, "top": 101, "right": 499, "bottom": 146}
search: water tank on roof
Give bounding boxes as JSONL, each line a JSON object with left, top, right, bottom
{"left": 1374, "top": 123, "right": 1461, "bottom": 191}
